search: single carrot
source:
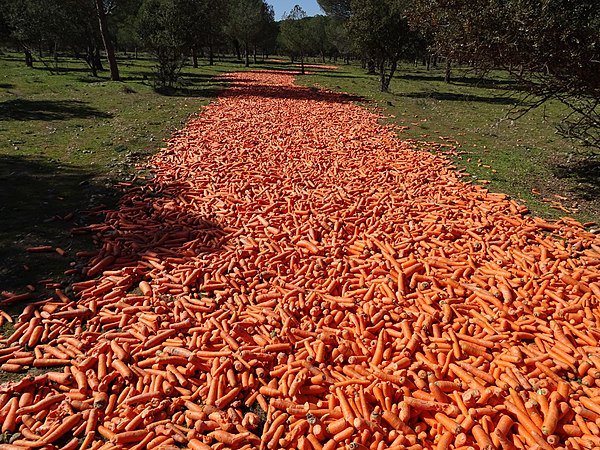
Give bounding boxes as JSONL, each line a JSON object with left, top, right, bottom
{"left": 38, "top": 413, "right": 82, "bottom": 444}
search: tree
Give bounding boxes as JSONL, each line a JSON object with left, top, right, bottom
{"left": 317, "top": 0, "right": 351, "bottom": 18}
{"left": 1, "top": 0, "right": 121, "bottom": 77}
{"left": 226, "top": 0, "right": 272, "bottom": 67}
{"left": 279, "top": 5, "right": 310, "bottom": 74}
{"left": 137, "top": 0, "right": 189, "bottom": 87}
{"left": 308, "top": 16, "right": 334, "bottom": 63}
{"left": 202, "top": 0, "right": 229, "bottom": 65}
{"left": 410, "top": 0, "right": 600, "bottom": 149}
{"left": 2, "top": 0, "right": 59, "bottom": 66}
{"left": 0, "top": 7, "right": 11, "bottom": 46}
{"left": 109, "top": 0, "right": 143, "bottom": 56}
{"left": 95, "top": 0, "right": 120, "bottom": 80}
{"left": 348, "top": 0, "right": 412, "bottom": 92}
{"left": 326, "top": 17, "right": 352, "bottom": 63}
{"left": 172, "top": 0, "right": 206, "bottom": 68}
{"left": 254, "top": 3, "right": 277, "bottom": 62}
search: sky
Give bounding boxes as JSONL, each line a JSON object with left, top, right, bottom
{"left": 267, "top": 0, "right": 324, "bottom": 20}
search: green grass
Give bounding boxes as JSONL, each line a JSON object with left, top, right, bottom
{"left": 0, "top": 52, "right": 241, "bottom": 294}
{"left": 300, "top": 62, "right": 600, "bottom": 225}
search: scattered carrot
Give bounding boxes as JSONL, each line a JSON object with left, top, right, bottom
{"left": 1, "top": 70, "right": 599, "bottom": 450}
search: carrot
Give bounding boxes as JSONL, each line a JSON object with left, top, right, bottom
{"left": 542, "top": 398, "right": 560, "bottom": 436}
{"left": 38, "top": 413, "right": 81, "bottom": 444}
{"left": 4, "top": 70, "right": 600, "bottom": 450}
{"left": 111, "top": 358, "right": 134, "bottom": 380}
{"left": 1, "top": 397, "right": 18, "bottom": 433}
{"left": 472, "top": 424, "right": 494, "bottom": 450}
{"left": 139, "top": 281, "right": 153, "bottom": 297}
{"left": 209, "top": 430, "right": 249, "bottom": 446}
{"left": 17, "top": 393, "right": 65, "bottom": 415}
{"left": 381, "top": 410, "right": 412, "bottom": 435}
{"left": 111, "top": 430, "right": 147, "bottom": 445}
{"left": 188, "top": 439, "right": 212, "bottom": 450}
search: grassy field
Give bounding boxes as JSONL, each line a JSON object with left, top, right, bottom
{"left": 0, "top": 52, "right": 240, "bottom": 293}
{"left": 301, "top": 62, "right": 600, "bottom": 225}
{"left": 1, "top": 53, "right": 598, "bottom": 297}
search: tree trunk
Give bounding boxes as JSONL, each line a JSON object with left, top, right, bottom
{"left": 379, "top": 60, "right": 387, "bottom": 92}
{"left": 94, "top": 0, "right": 120, "bottom": 81}
{"left": 386, "top": 59, "right": 398, "bottom": 91}
{"left": 445, "top": 59, "right": 451, "bottom": 83}
{"left": 244, "top": 43, "right": 250, "bottom": 67}
{"left": 86, "top": 46, "right": 98, "bottom": 77}
{"left": 53, "top": 41, "right": 59, "bottom": 65}
{"left": 367, "top": 58, "right": 376, "bottom": 75}
{"left": 209, "top": 36, "right": 214, "bottom": 66}
{"left": 94, "top": 46, "right": 104, "bottom": 71}
{"left": 24, "top": 49, "right": 33, "bottom": 67}
{"left": 192, "top": 47, "right": 198, "bottom": 68}
{"left": 235, "top": 40, "right": 241, "bottom": 60}
{"left": 253, "top": 46, "right": 257, "bottom": 64}
{"left": 300, "top": 54, "right": 305, "bottom": 75}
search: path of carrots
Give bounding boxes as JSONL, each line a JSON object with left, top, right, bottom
{"left": 1, "top": 70, "right": 600, "bottom": 450}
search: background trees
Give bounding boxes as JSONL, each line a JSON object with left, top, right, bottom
{"left": 225, "top": 0, "right": 275, "bottom": 67}
{"left": 408, "top": 0, "right": 600, "bottom": 148}
{"left": 136, "top": 0, "right": 189, "bottom": 87}
{"left": 279, "top": 6, "right": 310, "bottom": 74}
{"left": 0, "top": 0, "right": 597, "bottom": 148}
{"left": 348, "top": 0, "right": 413, "bottom": 92}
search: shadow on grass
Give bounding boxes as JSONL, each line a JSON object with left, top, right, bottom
{"left": 0, "top": 83, "right": 14, "bottom": 89}
{"left": 154, "top": 84, "right": 226, "bottom": 98}
{"left": 399, "top": 91, "right": 520, "bottom": 106}
{"left": 0, "top": 155, "right": 120, "bottom": 292}
{"left": 0, "top": 99, "right": 112, "bottom": 121}
{"left": 221, "top": 81, "right": 365, "bottom": 104}
{"left": 32, "top": 65, "right": 92, "bottom": 74}
{"left": 553, "top": 157, "right": 600, "bottom": 202}
{"left": 398, "top": 72, "right": 523, "bottom": 86}
{"left": 305, "top": 71, "right": 365, "bottom": 80}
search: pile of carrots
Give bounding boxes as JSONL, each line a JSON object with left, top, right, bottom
{"left": 1, "top": 70, "right": 600, "bottom": 450}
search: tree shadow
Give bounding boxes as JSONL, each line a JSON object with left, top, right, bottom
{"left": 84, "top": 184, "right": 227, "bottom": 278}
{"left": 552, "top": 157, "right": 600, "bottom": 202}
{"left": 0, "top": 155, "right": 120, "bottom": 292}
{"left": 154, "top": 85, "right": 225, "bottom": 98}
{"left": 32, "top": 65, "right": 92, "bottom": 74}
{"left": 306, "top": 71, "right": 365, "bottom": 80}
{"left": 220, "top": 81, "right": 365, "bottom": 104}
{"left": 0, "top": 99, "right": 112, "bottom": 121}
{"left": 399, "top": 91, "right": 520, "bottom": 106}
{"left": 0, "top": 83, "right": 14, "bottom": 89}
{"left": 398, "top": 72, "right": 529, "bottom": 90}
{"left": 0, "top": 154, "right": 228, "bottom": 304}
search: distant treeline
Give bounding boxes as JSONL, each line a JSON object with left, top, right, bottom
{"left": 0, "top": 0, "right": 598, "bottom": 148}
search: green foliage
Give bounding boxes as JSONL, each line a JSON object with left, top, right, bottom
{"left": 200, "top": 0, "right": 230, "bottom": 64}
{"left": 410, "top": 0, "right": 600, "bottom": 149}
{"left": 279, "top": 6, "right": 310, "bottom": 72}
{"left": 136, "top": 0, "right": 192, "bottom": 87}
{"left": 348, "top": 0, "right": 413, "bottom": 91}
{"left": 316, "top": 0, "right": 351, "bottom": 18}
{"left": 109, "top": 0, "right": 144, "bottom": 51}
{"left": 324, "top": 17, "right": 352, "bottom": 62}
{"left": 2, "top": 0, "right": 97, "bottom": 54}
{"left": 225, "top": 0, "right": 274, "bottom": 66}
